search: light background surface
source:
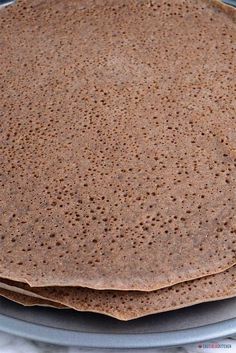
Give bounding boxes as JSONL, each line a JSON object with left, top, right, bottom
{"left": 0, "top": 332, "right": 235, "bottom": 353}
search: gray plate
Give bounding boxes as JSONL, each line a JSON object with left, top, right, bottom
{"left": 0, "top": 0, "right": 235, "bottom": 349}
{"left": 0, "top": 297, "right": 236, "bottom": 348}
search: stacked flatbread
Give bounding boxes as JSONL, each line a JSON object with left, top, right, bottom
{"left": 0, "top": 0, "right": 235, "bottom": 320}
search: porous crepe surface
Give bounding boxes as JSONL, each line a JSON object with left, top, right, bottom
{"left": 0, "top": 287, "right": 65, "bottom": 308}
{"left": 0, "top": 266, "right": 236, "bottom": 320}
{"left": 0, "top": 0, "right": 236, "bottom": 291}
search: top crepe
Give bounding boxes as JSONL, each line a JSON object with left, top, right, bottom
{"left": 0, "top": 0, "right": 235, "bottom": 291}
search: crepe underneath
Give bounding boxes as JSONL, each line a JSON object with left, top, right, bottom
{"left": 0, "top": 287, "right": 65, "bottom": 308}
{"left": 0, "top": 265, "right": 235, "bottom": 320}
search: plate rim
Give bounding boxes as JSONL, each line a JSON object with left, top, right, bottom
{"left": 0, "top": 312, "right": 236, "bottom": 348}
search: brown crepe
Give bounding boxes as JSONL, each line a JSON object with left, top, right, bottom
{"left": 0, "top": 265, "right": 235, "bottom": 320}
{"left": 0, "top": 287, "right": 65, "bottom": 308}
{"left": 0, "top": 0, "right": 236, "bottom": 291}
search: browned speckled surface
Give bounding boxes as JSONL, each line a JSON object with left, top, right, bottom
{"left": 0, "top": 0, "right": 235, "bottom": 292}
{"left": 0, "top": 264, "right": 235, "bottom": 320}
